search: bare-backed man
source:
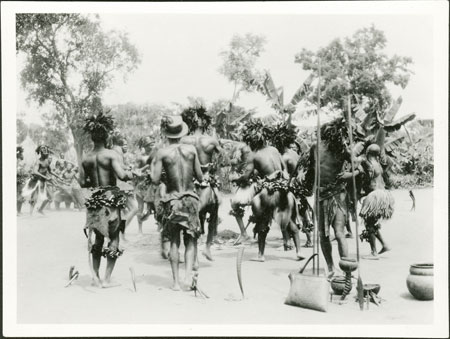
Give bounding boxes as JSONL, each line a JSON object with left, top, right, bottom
{"left": 181, "top": 106, "right": 223, "bottom": 261}
{"left": 80, "top": 113, "right": 134, "bottom": 288}
{"left": 233, "top": 120, "right": 304, "bottom": 261}
{"left": 152, "top": 116, "right": 203, "bottom": 291}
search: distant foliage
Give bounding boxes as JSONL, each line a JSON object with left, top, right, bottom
{"left": 295, "top": 25, "right": 413, "bottom": 118}
{"left": 109, "top": 102, "right": 172, "bottom": 153}
{"left": 17, "top": 13, "right": 140, "bottom": 164}
{"left": 219, "top": 33, "right": 267, "bottom": 98}
{"left": 389, "top": 120, "right": 433, "bottom": 188}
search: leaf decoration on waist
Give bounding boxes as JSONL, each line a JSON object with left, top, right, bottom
{"left": 85, "top": 186, "right": 128, "bottom": 210}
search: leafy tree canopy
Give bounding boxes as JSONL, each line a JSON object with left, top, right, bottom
{"left": 16, "top": 13, "right": 141, "bottom": 163}
{"left": 219, "top": 33, "right": 267, "bottom": 101}
{"left": 294, "top": 25, "right": 413, "bottom": 118}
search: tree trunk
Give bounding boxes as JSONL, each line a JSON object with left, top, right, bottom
{"left": 70, "top": 126, "right": 84, "bottom": 168}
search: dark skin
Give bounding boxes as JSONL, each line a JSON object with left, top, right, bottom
{"left": 131, "top": 141, "right": 156, "bottom": 233}
{"left": 361, "top": 129, "right": 390, "bottom": 258}
{"left": 229, "top": 142, "right": 268, "bottom": 240}
{"left": 111, "top": 140, "right": 139, "bottom": 236}
{"left": 233, "top": 144, "right": 303, "bottom": 261}
{"left": 182, "top": 127, "right": 224, "bottom": 261}
{"left": 151, "top": 139, "right": 203, "bottom": 291}
{"left": 29, "top": 152, "right": 56, "bottom": 215}
{"left": 281, "top": 146, "right": 314, "bottom": 248}
{"left": 309, "top": 141, "right": 351, "bottom": 277}
{"left": 80, "top": 137, "right": 134, "bottom": 287}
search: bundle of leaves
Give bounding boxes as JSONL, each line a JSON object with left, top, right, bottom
{"left": 270, "top": 122, "right": 298, "bottom": 153}
{"left": 320, "top": 117, "right": 363, "bottom": 163}
{"left": 181, "top": 105, "right": 212, "bottom": 134}
{"left": 241, "top": 119, "right": 273, "bottom": 151}
{"left": 85, "top": 186, "right": 128, "bottom": 210}
{"left": 83, "top": 113, "right": 116, "bottom": 141}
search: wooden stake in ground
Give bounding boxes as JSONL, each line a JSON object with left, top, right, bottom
{"left": 237, "top": 246, "right": 245, "bottom": 299}
{"left": 346, "top": 95, "right": 365, "bottom": 311}
{"left": 129, "top": 267, "right": 137, "bottom": 292}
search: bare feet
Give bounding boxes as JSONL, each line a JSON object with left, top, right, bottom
{"left": 38, "top": 209, "right": 45, "bottom": 216}
{"left": 303, "top": 241, "right": 313, "bottom": 248}
{"left": 378, "top": 246, "right": 391, "bottom": 255}
{"left": 101, "top": 281, "right": 121, "bottom": 288}
{"left": 295, "top": 255, "right": 306, "bottom": 261}
{"left": 284, "top": 244, "right": 294, "bottom": 251}
{"left": 250, "top": 255, "right": 265, "bottom": 262}
{"left": 171, "top": 283, "right": 181, "bottom": 291}
{"left": 202, "top": 249, "right": 214, "bottom": 261}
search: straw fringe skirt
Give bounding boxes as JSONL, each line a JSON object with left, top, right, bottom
{"left": 360, "top": 189, "right": 395, "bottom": 221}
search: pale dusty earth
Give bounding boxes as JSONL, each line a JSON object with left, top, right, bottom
{"left": 17, "top": 188, "right": 433, "bottom": 324}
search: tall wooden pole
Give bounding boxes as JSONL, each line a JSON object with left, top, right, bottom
{"left": 313, "top": 60, "right": 321, "bottom": 274}
{"left": 347, "top": 95, "right": 365, "bottom": 310}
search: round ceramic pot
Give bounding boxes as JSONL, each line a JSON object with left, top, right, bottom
{"left": 330, "top": 276, "right": 347, "bottom": 295}
{"left": 339, "top": 257, "right": 358, "bottom": 272}
{"left": 406, "top": 263, "right": 434, "bottom": 301}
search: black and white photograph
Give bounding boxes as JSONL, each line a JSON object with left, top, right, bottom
{"left": 2, "top": 1, "right": 448, "bottom": 337}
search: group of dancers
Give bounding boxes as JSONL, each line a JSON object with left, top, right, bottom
{"left": 17, "top": 105, "right": 396, "bottom": 290}
{"left": 16, "top": 146, "right": 84, "bottom": 215}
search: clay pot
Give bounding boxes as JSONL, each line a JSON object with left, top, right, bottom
{"left": 339, "top": 257, "right": 358, "bottom": 272}
{"left": 330, "top": 276, "right": 348, "bottom": 295}
{"left": 406, "top": 263, "right": 434, "bottom": 301}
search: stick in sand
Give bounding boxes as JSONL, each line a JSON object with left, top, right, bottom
{"left": 64, "top": 272, "right": 79, "bottom": 288}
{"left": 129, "top": 267, "right": 137, "bottom": 292}
{"left": 233, "top": 219, "right": 251, "bottom": 246}
{"left": 236, "top": 246, "right": 245, "bottom": 299}
{"left": 346, "top": 95, "right": 365, "bottom": 311}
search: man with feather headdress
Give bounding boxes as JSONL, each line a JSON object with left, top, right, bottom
{"left": 181, "top": 105, "right": 223, "bottom": 261}
{"left": 305, "top": 117, "right": 366, "bottom": 278}
{"left": 80, "top": 112, "right": 135, "bottom": 288}
{"left": 270, "top": 122, "right": 314, "bottom": 249}
{"left": 231, "top": 120, "right": 305, "bottom": 261}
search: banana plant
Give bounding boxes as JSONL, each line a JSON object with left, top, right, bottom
{"left": 353, "top": 95, "right": 416, "bottom": 137}
{"left": 251, "top": 71, "right": 314, "bottom": 126}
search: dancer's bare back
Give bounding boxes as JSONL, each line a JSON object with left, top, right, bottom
{"left": 182, "top": 135, "right": 222, "bottom": 167}
{"left": 151, "top": 144, "right": 203, "bottom": 194}
{"left": 81, "top": 149, "right": 131, "bottom": 188}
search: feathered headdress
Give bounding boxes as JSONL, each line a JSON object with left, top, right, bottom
{"left": 35, "top": 145, "right": 50, "bottom": 155}
{"left": 241, "top": 119, "right": 273, "bottom": 151}
{"left": 181, "top": 105, "right": 212, "bottom": 134}
{"left": 270, "top": 122, "right": 298, "bottom": 153}
{"left": 83, "top": 112, "right": 116, "bottom": 141}
{"left": 320, "top": 117, "right": 364, "bottom": 162}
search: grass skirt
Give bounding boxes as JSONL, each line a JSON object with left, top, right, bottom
{"left": 360, "top": 189, "right": 394, "bottom": 221}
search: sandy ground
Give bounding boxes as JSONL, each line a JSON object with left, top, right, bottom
{"left": 17, "top": 188, "right": 433, "bottom": 324}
